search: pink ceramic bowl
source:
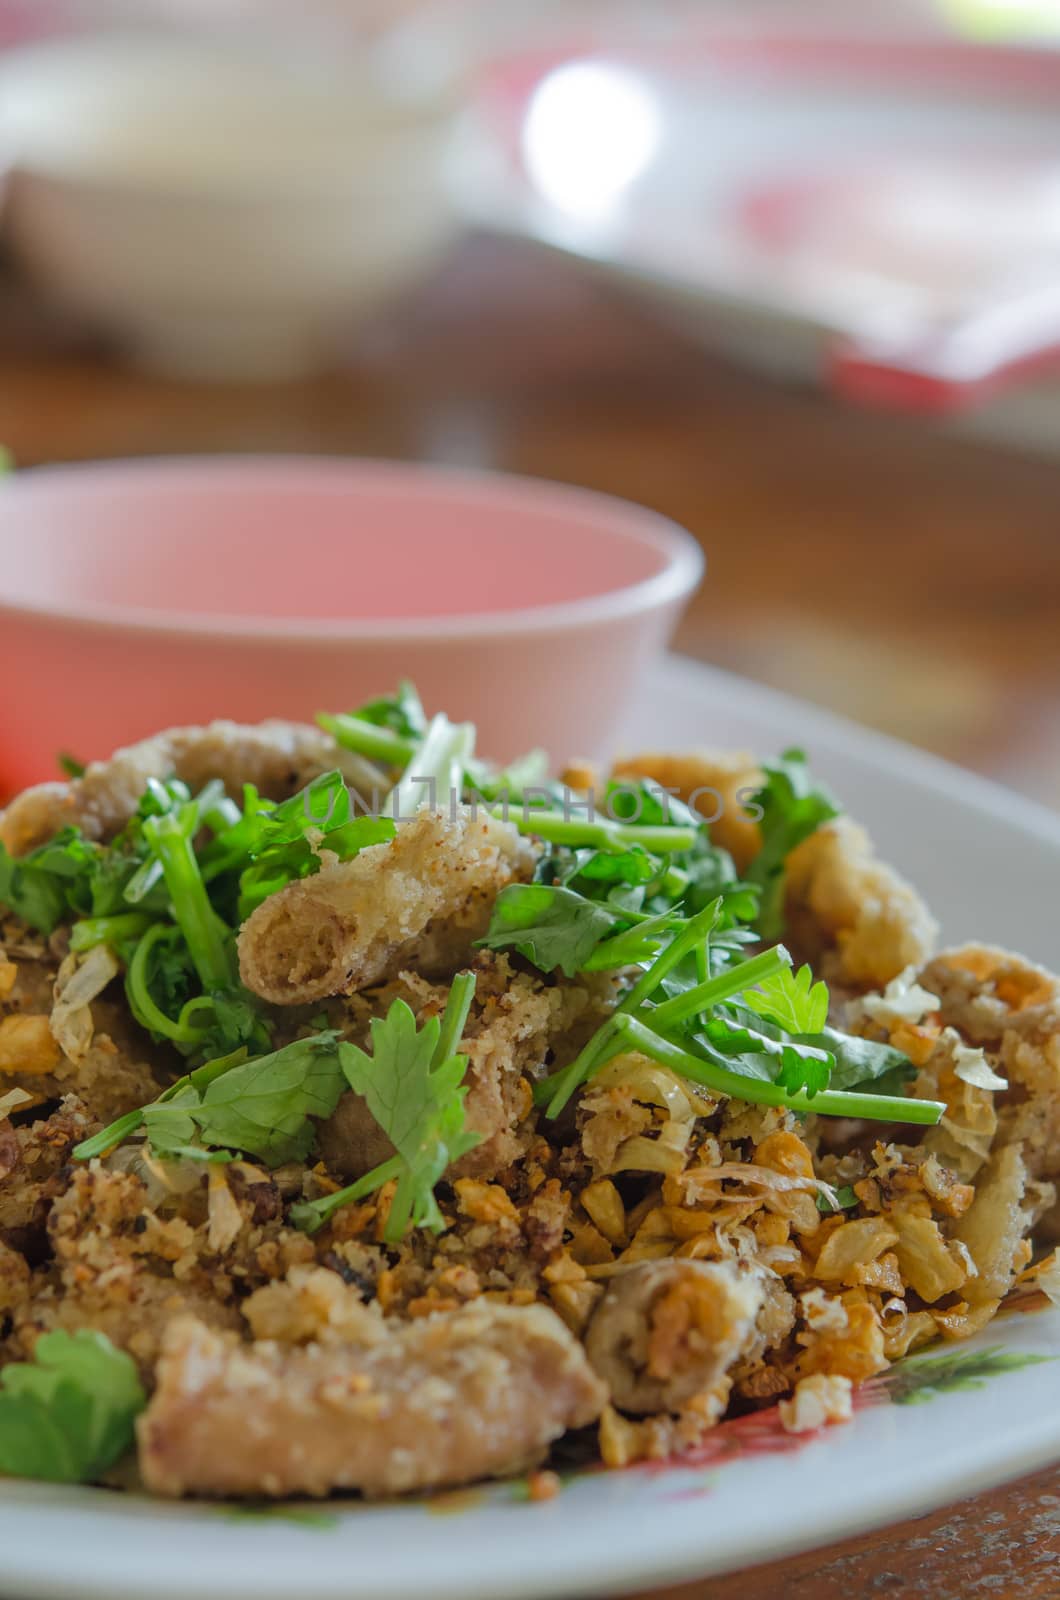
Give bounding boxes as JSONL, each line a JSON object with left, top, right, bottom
{"left": 0, "top": 456, "right": 703, "bottom": 794}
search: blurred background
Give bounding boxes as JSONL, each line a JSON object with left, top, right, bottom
{"left": 1, "top": 0, "right": 1059, "bottom": 805}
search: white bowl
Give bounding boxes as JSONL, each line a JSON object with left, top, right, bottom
{"left": 0, "top": 34, "right": 461, "bottom": 379}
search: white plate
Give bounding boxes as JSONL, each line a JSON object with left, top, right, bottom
{"left": 1, "top": 654, "right": 1058, "bottom": 1600}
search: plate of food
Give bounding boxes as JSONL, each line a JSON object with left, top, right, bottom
{"left": 0, "top": 655, "right": 1057, "bottom": 1600}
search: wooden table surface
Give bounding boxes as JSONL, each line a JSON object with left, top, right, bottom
{"left": 2, "top": 235, "right": 1059, "bottom": 1596}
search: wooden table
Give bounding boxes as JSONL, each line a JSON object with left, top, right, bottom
{"left": 2, "top": 235, "right": 1059, "bottom": 1596}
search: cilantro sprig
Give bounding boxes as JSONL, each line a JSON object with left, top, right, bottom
{"left": 478, "top": 780, "right": 744, "bottom": 982}
{"left": 220, "top": 772, "right": 395, "bottom": 920}
{"left": 73, "top": 1032, "right": 347, "bottom": 1167}
{"left": 611, "top": 1013, "right": 941, "bottom": 1124}
{"left": 533, "top": 896, "right": 944, "bottom": 1128}
{"left": 319, "top": 679, "right": 427, "bottom": 766}
{"left": 742, "top": 963, "right": 829, "bottom": 1034}
{"left": 0, "top": 827, "right": 107, "bottom": 935}
{"left": 291, "top": 971, "right": 480, "bottom": 1241}
{"left": 0, "top": 1330, "right": 145, "bottom": 1484}
{"left": 745, "top": 749, "right": 839, "bottom": 941}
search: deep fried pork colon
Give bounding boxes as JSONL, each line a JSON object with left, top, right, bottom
{"left": 237, "top": 807, "right": 538, "bottom": 1006}
{"left": 585, "top": 1260, "right": 763, "bottom": 1416}
{"left": 0, "top": 719, "right": 383, "bottom": 856}
{"left": 138, "top": 1299, "right": 606, "bottom": 1499}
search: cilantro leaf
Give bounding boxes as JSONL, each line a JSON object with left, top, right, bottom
{"left": 817, "top": 1185, "right": 858, "bottom": 1214}
{"left": 679, "top": 841, "right": 740, "bottom": 913}
{"left": 580, "top": 910, "right": 680, "bottom": 973}
{"left": 575, "top": 847, "right": 660, "bottom": 887}
{"left": 745, "top": 750, "right": 839, "bottom": 941}
{"left": 191, "top": 1034, "right": 347, "bottom": 1165}
{"left": 233, "top": 774, "right": 394, "bottom": 921}
{"left": 0, "top": 1330, "right": 145, "bottom": 1484}
{"left": 0, "top": 829, "right": 100, "bottom": 934}
{"left": 814, "top": 1026, "right": 916, "bottom": 1095}
{"left": 75, "top": 1036, "right": 345, "bottom": 1167}
{"left": 743, "top": 964, "right": 829, "bottom": 1034}
{"left": 775, "top": 1049, "right": 833, "bottom": 1098}
{"left": 352, "top": 681, "right": 428, "bottom": 741}
{"left": 292, "top": 976, "right": 481, "bottom": 1242}
{"left": 336, "top": 994, "right": 481, "bottom": 1239}
{"left": 478, "top": 884, "right": 619, "bottom": 977}
{"left": 696, "top": 1007, "right": 835, "bottom": 1096}
{"left": 141, "top": 1086, "right": 204, "bottom": 1159}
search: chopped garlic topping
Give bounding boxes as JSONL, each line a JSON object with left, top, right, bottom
{"left": 800, "top": 1287, "right": 849, "bottom": 1333}
{"left": 779, "top": 1374, "right": 853, "bottom": 1434}
{"left": 0, "top": 1085, "right": 32, "bottom": 1120}
{"left": 948, "top": 1032, "right": 1008, "bottom": 1092}
{"left": 858, "top": 967, "right": 940, "bottom": 1028}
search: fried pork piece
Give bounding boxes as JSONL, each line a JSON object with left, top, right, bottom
{"left": 953, "top": 1141, "right": 1046, "bottom": 1308}
{"left": 320, "top": 955, "right": 608, "bottom": 1183}
{"left": 238, "top": 807, "right": 538, "bottom": 1006}
{"left": 783, "top": 818, "right": 937, "bottom": 990}
{"left": 611, "top": 750, "right": 763, "bottom": 872}
{"left": 919, "top": 945, "right": 1060, "bottom": 1185}
{"left": 585, "top": 1260, "right": 763, "bottom": 1415}
{"left": 138, "top": 1300, "right": 608, "bottom": 1498}
{"left": 0, "top": 720, "right": 382, "bottom": 856}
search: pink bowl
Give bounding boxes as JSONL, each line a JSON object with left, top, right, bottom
{"left": 0, "top": 456, "right": 703, "bottom": 793}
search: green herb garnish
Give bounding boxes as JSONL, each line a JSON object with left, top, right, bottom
{"left": 0, "top": 1330, "right": 145, "bottom": 1484}
{"left": 74, "top": 1032, "right": 346, "bottom": 1167}
{"left": 742, "top": 963, "right": 829, "bottom": 1034}
{"left": 745, "top": 750, "right": 839, "bottom": 941}
{"left": 291, "top": 972, "right": 480, "bottom": 1241}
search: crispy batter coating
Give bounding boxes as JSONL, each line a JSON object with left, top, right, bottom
{"left": 238, "top": 807, "right": 538, "bottom": 1006}
{"left": 319, "top": 955, "right": 611, "bottom": 1183}
{"left": 784, "top": 818, "right": 938, "bottom": 990}
{"left": 920, "top": 945, "right": 1060, "bottom": 1187}
{"left": 953, "top": 1142, "right": 1039, "bottom": 1306}
{"left": 0, "top": 720, "right": 382, "bottom": 856}
{"left": 584, "top": 1259, "right": 763, "bottom": 1414}
{"left": 612, "top": 750, "right": 763, "bottom": 872}
{"left": 138, "top": 1301, "right": 607, "bottom": 1498}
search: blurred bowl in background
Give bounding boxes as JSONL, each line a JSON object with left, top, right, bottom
{"left": 0, "top": 456, "right": 704, "bottom": 793}
{"left": 0, "top": 33, "right": 461, "bottom": 378}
